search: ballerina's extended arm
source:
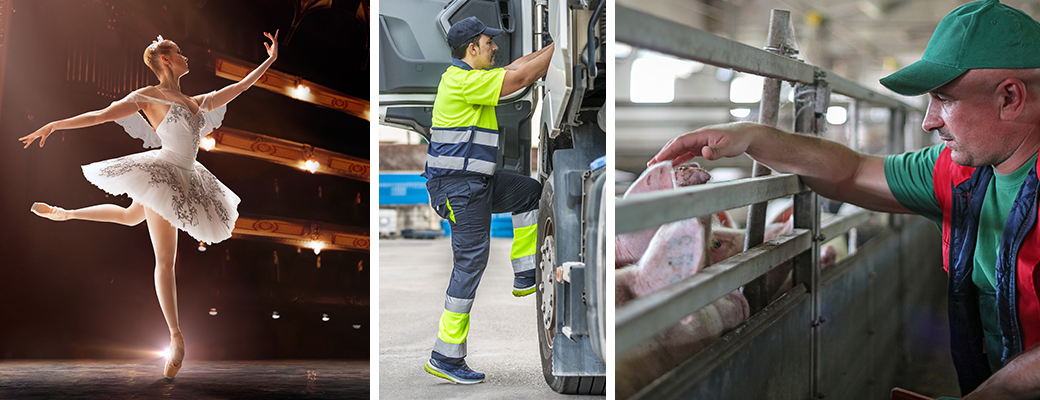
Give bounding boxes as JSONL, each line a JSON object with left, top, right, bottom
{"left": 196, "top": 30, "right": 279, "bottom": 111}
{"left": 18, "top": 99, "right": 142, "bottom": 149}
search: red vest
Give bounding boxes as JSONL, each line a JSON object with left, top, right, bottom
{"left": 933, "top": 147, "right": 1040, "bottom": 392}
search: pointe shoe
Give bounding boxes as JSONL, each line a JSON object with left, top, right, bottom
{"left": 163, "top": 332, "right": 185, "bottom": 379}
{"left": 30, "top": 202, "right": 70, "bottom": 221}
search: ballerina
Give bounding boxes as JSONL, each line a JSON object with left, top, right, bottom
{"left": 18, "top": 30, "right": 279, "bottom": 379}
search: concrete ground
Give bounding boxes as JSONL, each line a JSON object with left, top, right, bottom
{"left": 379, "top": 237, "right": 604, "bottom": 399}
{"left": 0, "top": 360, "right": 369, "bottom": 399}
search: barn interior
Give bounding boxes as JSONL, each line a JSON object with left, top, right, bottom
{"left": 612, "top": 1, "right": 1026, "bottom": 398}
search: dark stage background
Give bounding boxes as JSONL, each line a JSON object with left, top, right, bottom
{"left": 0, "top": 0, "right": 370, "bottom": 360}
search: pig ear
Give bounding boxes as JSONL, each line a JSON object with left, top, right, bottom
{"left": 624, "top": 161, "right": 676, "bottom": 198}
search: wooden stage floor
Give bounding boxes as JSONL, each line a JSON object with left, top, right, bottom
{"left": 0, "top": 360, "right": 369, "bottom": 399}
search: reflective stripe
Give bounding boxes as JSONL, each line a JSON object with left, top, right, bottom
{"left": 431, "top": 129, "right": 499, "bottom": 147}
{"left": 427, "top": 155, "right": 497, "bottom": 175}
{"left": 427, "top": 154, "right": 466, "bottom": 170}
{"left": 431, "top": 129, "right": 470, "bottom": 144}
{"left": 471, "top": 132, "right": 498, "bottom": 147}
{"left": 466, "top": 159, "right": 496, "bottom": 175}
{"left": 444, "top": 294, "right": 474, "bottom": 314}
{"left": 511, "top": 254, "right": 536, "bottom": 274}
{"left": 511, "top": 223, "right": 538, "bottom": 260}
{"left": 438, "top": 309, "right": 470, "bottom": 344}
{"left": 512, "top": 209, "right": 538, "bottom": 228}
{"left": 433, "top": 337, "right": 467, "bottom": 358}
{"left": 446, "top": 198, "right": 456, "bottom": 224}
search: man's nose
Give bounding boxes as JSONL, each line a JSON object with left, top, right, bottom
{"left": 922, "top": 100, "right": 943, "bottom": 132}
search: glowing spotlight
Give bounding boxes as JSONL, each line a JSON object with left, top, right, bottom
{"left": 304, "top": 159, "right": 320, "bottom": 173}
{"left": 290, "top": 84, "right": 311, "bottom": 99}
{"left": 352, "top": 324, "right": 361, "bottom": 329}
{"left": 198, "top": 241, "right": 207, "bottom": 252}
{"left": 322, "top": 313, "right": 330, "bottom": 322}
{"left": 307, "top": 240, "right": 325, "bottom": 255}
{"left": 209, "top": 307, "right": 218, "bottom": 316}
{"left": 272, "top": 311, "right": 280, "bottom": 320}
{"left": 158, "top": 349, "right": 169, "bottom": 359}
{"left": 200, "top": 136, "right": 216, "bottom": 151}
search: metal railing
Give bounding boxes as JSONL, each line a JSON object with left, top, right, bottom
{"left": 616, "top": 4, "right": 928, "bottom": 397}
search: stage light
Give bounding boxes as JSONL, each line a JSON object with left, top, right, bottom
{"left": 352, "top": 324, "right": 361, "bottom": 329}
{"left": 307, "top": 240, "right": 325, "bottom": 255}
{"left": 304, "top": 159, "right": 320, "bottom": 173}
{"left": 159, "top": 349, "right": 169, "bottom": 359}
{"left": 272, "top": 311, "right": 280, "bottom": 320}
{"left": 200, "top": 136, "right": 216, "bottom": 151}
{"left": 198, "top": 241, "right": 207, "bottom": 252}
{"left": 209, "top": 307, "right": 218, "bottom": 316}
{"left": 291, "top": 84, "right": 311, "bottom": 100}
{"left": 322, "top": 313, "right": 330, "bottom": 322}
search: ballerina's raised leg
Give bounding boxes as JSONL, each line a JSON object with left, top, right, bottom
{"left": 29, "top": 201, "right": 185, "bottom": 378}
{"left": 31, "top": 201, "right": 145, "bottom": 225}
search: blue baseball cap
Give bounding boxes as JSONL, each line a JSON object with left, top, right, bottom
{"left": 447, "top": 16, "right": 502, "bottom": 49}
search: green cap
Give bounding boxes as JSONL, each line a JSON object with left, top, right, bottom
{"left": 879, "top": 0, "right": 1040, "bottom": 96}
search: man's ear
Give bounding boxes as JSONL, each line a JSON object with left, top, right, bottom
{"left": 468, "top": 42, "right": 477, "bottom": 56}
{"left": 998, "top": 78, "right": 1027, "bottom": 121}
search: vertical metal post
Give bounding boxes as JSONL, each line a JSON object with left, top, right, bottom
{"left": 888, "top": 107, "right": 907, "bottom": 232}
{"left": 794, "top": 78, "right": 824, "bottom": 400}
{"left": 793, "top": 186, "right": 821, "bottom": 399}
{"left": 890, "top": 107, "right": 906, "bottom": 154}
{"left": 533, "top": 0, "right": 548, "bottom": 118}
{"left": 744, "top": 9, "right": 789, "bottom": 314}
{"left": 848, "top": 99, "right": 860, "bottom": 151}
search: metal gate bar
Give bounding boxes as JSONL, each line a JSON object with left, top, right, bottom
{"left": 616, "top": 228, "right": 812, "bottom": 355}
{"left": 616, "top": 174, "right": 803, "bottom": 234}
{"left": 616, "top": 5, "right": 923, "bottom": 112}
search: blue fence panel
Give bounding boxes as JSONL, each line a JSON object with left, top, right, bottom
{"left": 379, "top": 173, "right": 429, "bottom": 205}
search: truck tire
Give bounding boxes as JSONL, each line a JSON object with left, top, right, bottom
{"left": 535, "top": 173, "right": 607, "bottom": 395}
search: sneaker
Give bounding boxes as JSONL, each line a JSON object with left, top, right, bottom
{"left": 424, "top": 358, "right": 486, "bottom": 384}
{"left": 512, "top": 271, "right": 536, "bottom": 297}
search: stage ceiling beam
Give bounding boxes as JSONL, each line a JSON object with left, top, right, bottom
{"left": 212, "top": 53, "right": 370, "bottom": 121}
{"left": 231, "top": 214, "right": 370, "bottom": 254}
{"left": 203, "top": 126, "right": 370, "bottom": 182}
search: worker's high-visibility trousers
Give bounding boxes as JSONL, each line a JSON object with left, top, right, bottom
{"left": 425, "top": 172, "right": 541, "bottom": 365}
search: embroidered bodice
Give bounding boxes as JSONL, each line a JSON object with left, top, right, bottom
{"left": 113, "top": 90, "right": 226, "bottom": 169}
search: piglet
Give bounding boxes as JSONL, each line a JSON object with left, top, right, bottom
{"left": 616, "top": 162, "right": 712, "bottom": 268}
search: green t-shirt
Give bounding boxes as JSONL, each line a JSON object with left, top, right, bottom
{"left": 885, "top": 145, "right": 1038, "bottom": 372}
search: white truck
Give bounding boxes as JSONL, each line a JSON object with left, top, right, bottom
{"left": 379, "top": 0, "right": 606, "bottom": 394}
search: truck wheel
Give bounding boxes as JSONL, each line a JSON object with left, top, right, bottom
{"left": 535, "top": 174, "right": 606, "bottom": 394}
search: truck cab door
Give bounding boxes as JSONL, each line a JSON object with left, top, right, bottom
{"left": 379, "top": 0, "right": 534, "bottom": 175}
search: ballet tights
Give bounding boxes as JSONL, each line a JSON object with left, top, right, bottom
{"left": 65, "top": 201, "right": 146, "bottom": 226}
{"left": 144, "top": 206, "right": 181, "bottom": 336}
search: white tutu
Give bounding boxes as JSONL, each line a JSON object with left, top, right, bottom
{"left": 81, "top": 88, "right": 239, "bottom": 244}
{"left": 82, "top": 151, "right": 240, "bottom": 244}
